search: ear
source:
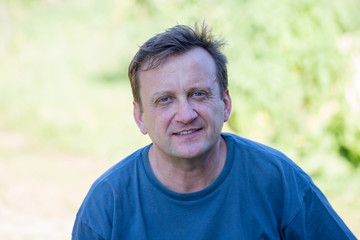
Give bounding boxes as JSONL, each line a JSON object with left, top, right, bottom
{"left": 223, "top": 89, "right": 232, "bottom": 122}
{"left": 133, "top": 101, "right": 148, "bottom": 135}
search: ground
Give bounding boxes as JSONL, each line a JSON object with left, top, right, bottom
{"left": 0, "top": 131, "right": 111, "bottom": 239}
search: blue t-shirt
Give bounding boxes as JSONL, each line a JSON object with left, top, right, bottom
{"left": 72, "top": 133, "right": 356, "bottom": 239}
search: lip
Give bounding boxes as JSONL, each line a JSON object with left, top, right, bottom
{"left": 173, "top": 128, "right": 202, "bottom": 137}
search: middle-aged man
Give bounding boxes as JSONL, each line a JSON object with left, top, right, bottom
{"left": 72, "top": 23, "right": 357, "bottom": 239}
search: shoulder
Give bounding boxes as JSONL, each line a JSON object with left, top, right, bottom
{"left": 73, "top": 145, "right": 150, "bottom": 238}
{"left": 84, "top": 144, "right": 150, "bottom": 200}
{"left": 222, "top": 133, "right": 314, "bottom": 225}
{"left": 93, "top": 147, "right": 145, "bottom": 187}
{"left": 223, "top": 132, "right": 312, "bottom": 200}
{"left": 222, "top": 134, "right": 357, "bottom": 239}
{"left": 223, "top": 132, "right": 290, "bottom": 160}
{"left": 222, "top": 132, "right": 309, "bottom": 181}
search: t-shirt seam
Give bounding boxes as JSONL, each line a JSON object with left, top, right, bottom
{"left": 284, "top": 183, "right": 354, "bottom": 240}
{"left": 308, "top": 183, "right": 354, "bottom": 240}
{"left": 74, "top": 219, "right": 107, "bottom": 240}
{"left": 285, "top": 184, "right": 311, "bottom": 230}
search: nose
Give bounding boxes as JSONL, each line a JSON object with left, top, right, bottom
{"left": 174, "top": 100, "right": 198, "bottom": 124}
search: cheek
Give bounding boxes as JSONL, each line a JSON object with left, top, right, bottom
{"left": 146, "top": 110, "right": 173, "bottom": 132}
{"left": 162, "top": 111, "right": 176, "bottom": 128}
{"left": 209, "top": 104, "right": 226, "bottom": 125}
{"left": 204, "top": 101, "right": 224, "bottom": 116}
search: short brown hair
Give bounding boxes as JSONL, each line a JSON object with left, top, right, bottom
{"left": 128, "top": 22, "right": 228, "bottom": 108}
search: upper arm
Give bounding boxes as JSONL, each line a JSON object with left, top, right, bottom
{"left": 283, "top": 183, "right": 356, "bottom": 239}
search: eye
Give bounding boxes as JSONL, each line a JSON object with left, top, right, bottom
{"left": 190, "top": 89, "right": 213, "bottom": 100}
{"left": 194, "top": 92, "right": 203, "bottom": 97}
{"left": 160, "top": 97, "right": 170, "bottom": 102}
{"left": 155, "top": 96, "right": 172, "bottom": 105}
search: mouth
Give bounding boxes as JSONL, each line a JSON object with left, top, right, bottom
{"left": 174, "top": 129, "right": 201, "bottom": 136}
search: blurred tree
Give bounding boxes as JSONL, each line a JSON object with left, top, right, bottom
{"left": 224, "top": 0, "right": 360, "bottom": 168}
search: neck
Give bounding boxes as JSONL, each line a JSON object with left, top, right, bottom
{"left": 148, "top": 137, "right": 227, "bottom": 193}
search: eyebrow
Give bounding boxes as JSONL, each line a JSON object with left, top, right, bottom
{"left": 152, "top": 90, "right": 173, "bottom": 98}
{"left": 188, "top": 87, "right": 213, "bottom": 93}
{"left": 150, "top": 90, "right": 174, "bottom": 103}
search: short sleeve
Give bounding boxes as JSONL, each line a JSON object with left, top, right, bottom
{"left": 72, "top": 218, "right": 106, "bottom": 240}
{"left": 284, "top": 182, "right": 356, "bottom": 239}
{"left": 72, "top": 180, "right": 115, "bottom": 240}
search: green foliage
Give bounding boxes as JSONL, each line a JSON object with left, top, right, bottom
{"left": 329, "top": 107, "right": 360, "bottom": 167}
{"left": 0, "top": 0, "right": 359, "bottom": 167}
{"left": 222, "top": 0, "right": 360, "bottom": 169}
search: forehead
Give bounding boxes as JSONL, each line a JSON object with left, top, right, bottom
{"left": 138, "top": 48, "right": 217, "bottom": 87}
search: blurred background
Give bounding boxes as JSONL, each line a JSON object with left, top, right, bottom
{"left": 0, "top": 0, "right": 359, "bottom": 238}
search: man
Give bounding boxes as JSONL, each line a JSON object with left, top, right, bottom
{"left": 72, "top": 23, "right": 356, "bottom": 239}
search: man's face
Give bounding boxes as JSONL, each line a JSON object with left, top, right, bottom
{"left": 133, "top": 47, "right": 231, "bottom": 161}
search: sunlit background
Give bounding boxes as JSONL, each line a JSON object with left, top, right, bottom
{"left": 0, "top": 0, "right": 359, "bottom": 239}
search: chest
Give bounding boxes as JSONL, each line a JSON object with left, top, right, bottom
{"left": 112, "top": 183, "right": 282, "bottom": 240}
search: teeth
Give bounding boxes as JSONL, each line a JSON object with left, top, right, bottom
{"left": 177, "top": 130, "right": 195, "bottom": 135}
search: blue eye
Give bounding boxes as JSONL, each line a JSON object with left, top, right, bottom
{"left": 194, "top": 92, "right": 203, "bottom": 97}
{"left": 160, "top": 97, "right": 169, "bottom": 102}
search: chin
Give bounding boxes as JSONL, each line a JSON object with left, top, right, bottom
{"left": 171, "top": 144, "right": 212, "bottom": 160}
